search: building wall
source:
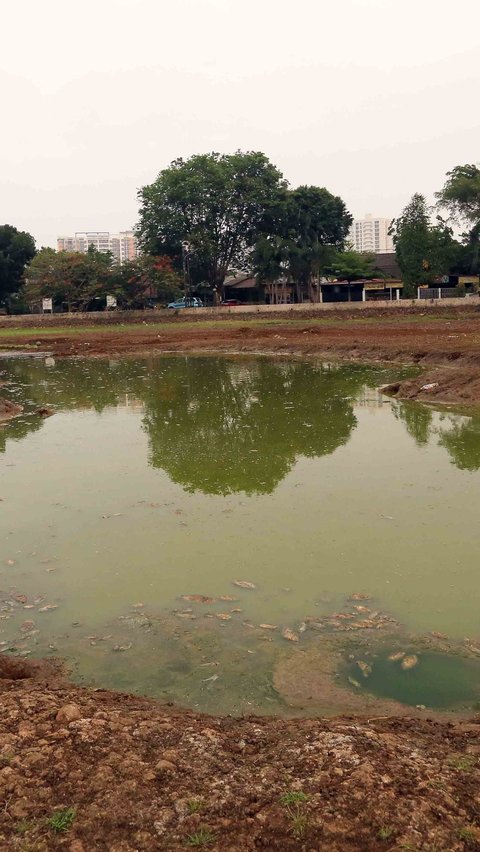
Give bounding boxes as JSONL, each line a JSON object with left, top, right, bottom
{"left": 56, "top": 231, "right": 139, "bottom": 263}
{"left": 349, "top": 214, "right": 394, "bottom": 253}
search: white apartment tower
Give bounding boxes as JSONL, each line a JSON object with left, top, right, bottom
{"left": 349, "top": 215, "right": 394, "bottom": 253}
{"left": 57, "top": 231, "right": 139, "bottom": 264}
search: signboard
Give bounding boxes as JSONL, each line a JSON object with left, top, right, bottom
{"left": 106, "top": 295, "right": 117, "bottom": 309}
{"left": 42, "top": 298, "right": 53, "bottom": 312}
{"left": 459, "top": 276, "right": 479, "bottom": 285}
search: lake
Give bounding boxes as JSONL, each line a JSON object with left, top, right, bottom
{"left": 1, "top": 354, "right": 480, "bottom": 715}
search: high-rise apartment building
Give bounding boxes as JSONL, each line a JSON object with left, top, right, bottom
{"left": 349, "top": 215, "right": 394, "bottom": 253}
{"left": 57, "top": 231, "right": 139, "bottom": 264}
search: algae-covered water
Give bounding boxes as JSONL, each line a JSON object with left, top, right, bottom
{"left": 1, "top": 354, "right": 480, "bottom": 715}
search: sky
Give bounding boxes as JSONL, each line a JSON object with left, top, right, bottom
{"left": 2, "top": 0, "right": 479, "bottom": 248}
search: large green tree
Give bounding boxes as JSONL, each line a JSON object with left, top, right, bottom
{"left": 390, "top": 194, "right": 455, "bottom": 297}
{"left": 137, "top": 151, "right": 287, "bottom": 300}
{"left": 0, "top": 224, "right": 36, "bottom": 307}
{"left": 254, "top": 185, "right": 352, "bottom": 301}
{"left": 436, "top": 164, "right": 480, "bottom": 277}
{"left": 326, "top": 250, "right": 379, "bottom": 284}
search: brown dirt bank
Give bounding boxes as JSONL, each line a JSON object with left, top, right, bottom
{"left": 1, "top": 658, "right": 480, "bottom": 851}
{"left": 2, "top": 305, "right": 480, "bottom": 405}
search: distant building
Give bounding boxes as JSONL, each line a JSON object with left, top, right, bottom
{"left": 57, "top": 231, "right": 139, "bottom": 264}
{"left": 349, "top": 215, "right": 394, "bottom": 254}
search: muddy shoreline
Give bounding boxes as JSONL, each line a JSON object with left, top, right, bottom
{"left": 1, "top": 304, "right": 480, "bottom": 406}
{"left": 1, "top": 657, "right": 480, "bottom": 851}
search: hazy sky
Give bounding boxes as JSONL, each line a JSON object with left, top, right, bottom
{"left": 2, "top": 0, "right": 479, "bottom": 248}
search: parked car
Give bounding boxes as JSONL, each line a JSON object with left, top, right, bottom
{"left": 220, "top": 299, "right": 242, "bottom": 306}
{"left": 167, "top": 297, "right": 203, "bottom": 309}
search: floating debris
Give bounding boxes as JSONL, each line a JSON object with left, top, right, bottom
{"left": 349, "top": 593, "right": 371, "bottom": 602}
{"left": 181, "top": 595, "right": 215, "bottom": 604}
{"left": 401, "top": 654, "right": 419, "bottom": 670}
{"left": 233, "top": 581, "right": 256, "bottom": 590}
{"left": 112, "top": 643, "right": 132, "bottom": 652}
{"left": 38, "top": 604, "right": 58, "bottom": 613}
{"left": 216, "top": 613, "right": 232, "bottom": 621}
{"left": 348, "top": 676, "right": 362, "bottom": 689}
{"left": 218, "top": 595, "right": 238, "bottom": 602}
{"left": 357, "top": 660, "right": 372, "bottom": 678}
{"left": 388, "top": 651, "right": 405, "bottom": 662}
{"left": 431, "top": 631, "right": 448, "bottom": 640}
{"left": 259, "top": 624, "right": 277, "bottom": 631}
{"left": 202, "top": 674, "right": 219, "bottom": 684}
{"left": 282, "top": 627, "right": 299, "bottom": 643}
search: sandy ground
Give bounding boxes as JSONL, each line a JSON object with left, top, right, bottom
{"left": 1, "top": 304, "right": 480, "bottom": 405}
{"left": 0, "top": 658, "right": 480, "bottom": 852}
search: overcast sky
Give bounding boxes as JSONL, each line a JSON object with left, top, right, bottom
{"left": 2, "top": 0, "right": 479, "bottom": 248}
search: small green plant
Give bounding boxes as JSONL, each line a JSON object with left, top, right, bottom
{"left": 186, "top": 798, "right": 205, "bottom": 815}
{"left": 14, "top": 820, "right": 34, "bottom": 836}
{"left": 46, "top": 807, "right": 76, "bottom": 833}
{"left": 447, "top": 754, "right": 476, "bottom": 771}
{"left": 378, "top": 826, "right": 393, "bottom": 840}
{"left": 279, "top": 790, "right": 309, "bottom": 806}
{"left": 458, "top": 825, "right": 477, "bottom": 843}
{"left": 288, "top": 811, "right": 308, "bottom": 839}
{"left": 186, "top": 828, "right": 216, "bottom": 847}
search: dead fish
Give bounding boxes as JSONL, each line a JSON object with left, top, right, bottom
{"left": 430, "top": 631, "right": 448, "bottom": 640}
{"left": 282, "top": 627, "right": 299, "bottom": 642}
{"left": 216, "top": 613, "right": 232, "bottom": 621}
{"left": 181, "top": 594, "right": 215, "bottom": 604}
{"left": 307, "top": 621, "right": 324, "bottom": 632}
{"left": 298, "top": 622, "right": 307, "bottom": 633}
{"left": 5, "top": 560, "right": 15, "bottom": 566}
{"left": 112, "top": 643, "right": 132, "bottom": 652}
{"left": 259, "top": 623, "right": 277, "bottom": 630}
{"left": 38, "top": 604, "right": 58, "bottom": 612}
{"left": 132, "top": 603, "right": 145, "bottom": 609}
{"left": 353, "top": 605, "right": 371, "bottom": 614}
{"left": 230, "top": 608, "right": 243, "bottom": 613}
{"left": 401, "top": 654, "right": 419, "bottom": 670}
{"left": 218, "top": 595, "right": 238, "bottom": 602}
{"left": 349, "top": 593, "right": 371, "bottom": 601}
{"left": 357, "top": 660, "right": 372, "bottom": 678}
{"left": 389, "top": 650, "right": 406, "bottom": 662}
{"left": 233, "top": 580, "right": 256, "bottom": 590}
{"left": 202, "top": 674, "right": 219, "bottom": 683}
{"left": 176, "top": 612, "right": 196, "bottom": 620}
{"left": 348, "top": 676, "right": 362, "bottom": 689}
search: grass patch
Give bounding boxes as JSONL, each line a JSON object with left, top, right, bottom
{"left": 14, "top": 820, "right": 35, "bottom": 835}
{"left": 46, "top": 807, "right": 76, "bottom": 833}
{"left": 186, "top": 798, "right": 205, "bottom": 815}
{"left": 378, "top": 826, "right": 394, "bottom": 840}
{"left": 279, "top": 790, "right": 309, "bottom": 806}
{"left": 185, "top": 827, "right": 216, "bottom": 847}
{"left": 447, "top": 754, "right": 477, "bottom": 771}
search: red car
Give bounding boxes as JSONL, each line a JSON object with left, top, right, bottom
{"left": 220, "top": 299, "right": 242, "bottom": 307}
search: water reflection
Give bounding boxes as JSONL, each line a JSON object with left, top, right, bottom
{"left": 2, "top": 356, "right": 480, "bottom": 493}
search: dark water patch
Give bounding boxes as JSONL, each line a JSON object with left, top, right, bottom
{"left": 345, "top": 650, "right": 480, "bottom": 709}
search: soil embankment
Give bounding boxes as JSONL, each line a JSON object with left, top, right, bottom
{"left": 1, "top": 658, "right": 480, "bottom": 851}
{"left": 1, "top": 303, "right": 480, "bottom": 405}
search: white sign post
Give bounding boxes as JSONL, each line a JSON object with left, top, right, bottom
{"left": 106, "top": 295, "right": 117, "bottom": 309}
{"left": 42, "top": 298, "right": 53, "bottom": 313}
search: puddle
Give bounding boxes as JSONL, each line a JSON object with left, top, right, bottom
{"left": 345, "top": 650, "right": 480, "bottom": 709}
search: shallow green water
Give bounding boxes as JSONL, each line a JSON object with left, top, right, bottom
{"left": 345, "top": 651, "right": 480, "bottom": 709}
{"left": 1, "top": 354, "right": 480, "bottom": 714}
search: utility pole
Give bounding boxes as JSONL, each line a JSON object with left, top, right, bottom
{"left": 181, "top": 241, "right": 191, "bottom": 305}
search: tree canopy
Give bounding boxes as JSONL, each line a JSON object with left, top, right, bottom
{"left": 254, "top": 185, "right": 352, "bottom": 301}
{"left": 0, "top": 224, "right": 36, "bottom": 306}
{"left": 390, "top": 194, "right": 455, "bottom": 296}
{"left": 137, "top": 151, "right": 287, "bottom": 298}
{"left": 436, "top": 164, "right": 480, "bottom": 278}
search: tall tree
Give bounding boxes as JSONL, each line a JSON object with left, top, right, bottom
{"left": 0, "top": 224, "right": 36, "bottom": 307}
{"left": 326, "top": 250, "right": 379, "bottom": 284}
{"left": 436, "top": 164, "right": 480, "bottom": 277}
{"left": 255, "top": 186, "right": 352, "bottom": 301}
{"left": 137, "top": 151, "right": 287, "bottom": 300}
{"left": 390, "top": 194, "right": 455, "bottom": 297}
